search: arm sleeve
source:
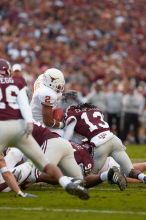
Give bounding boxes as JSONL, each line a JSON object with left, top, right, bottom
{"left": 63, "top": 117, "right": 77, "bottom": 140}
{"left": 17, "top": 87, "right": 33, "bottom": 123}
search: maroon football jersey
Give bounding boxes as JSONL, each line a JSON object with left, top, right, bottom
{"left": 71, "top": 141, "right": 93, "bottom": 175}
{"left": 65, "top": 105, "right": 110, "bottom": 140}
{"left": 0, "top": 76, "right": 26, "bottom": 120}
{"left": 32, "top": 122, "right": 60, "bottom": 146}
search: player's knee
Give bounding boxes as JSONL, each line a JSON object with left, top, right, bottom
{"left": 43, "top": 163, "right": 60, "bottom": 180}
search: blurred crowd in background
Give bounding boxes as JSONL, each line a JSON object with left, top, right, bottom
{"left": 0, "top": 0, "right": 146, "bottom": 144}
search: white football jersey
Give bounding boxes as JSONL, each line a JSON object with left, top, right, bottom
{"left": 31, "top": 74, "right": 63, "bottom": 135}
{"left": 31, "top": 85, "right": 58, "bottom": 124}
{"left": 4, "top": 147, "right": 27, "bottom": 169}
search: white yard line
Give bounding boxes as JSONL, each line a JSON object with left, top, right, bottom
{"left": 0, "top": 207, "right": 146, "bottom": 216}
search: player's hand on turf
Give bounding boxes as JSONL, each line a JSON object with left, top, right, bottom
{"left": 17, "top": 191, "right": 38, "bottom": 198}
{"left": 22, "top": 193, "right": 38, "bottom": 198}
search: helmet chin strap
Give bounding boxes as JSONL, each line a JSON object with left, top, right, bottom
{"left": 0, "top": 71, "right": 9, "bottom": 76}
{"left": 0, "top": 67, "right": 11, "bottom": 76}
{"left": 0, "top": 59, "right": 12, "bottom": 76}
{"left": 7, "top": 69, "right": 11, "bottom": 76}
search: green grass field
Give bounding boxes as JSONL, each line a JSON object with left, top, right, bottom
{"left": 0, "top": 144, "right": 146, "bottom": 220}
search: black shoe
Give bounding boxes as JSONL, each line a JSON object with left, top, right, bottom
{"left": 65, "top": 179, "right": 89, "bottom": 200}
{"left": 143, "top": 176, "right": 146, "bottom": 184}
{"left": 108, "top": 166, "right": 127, "bottom": 191}
{"left": 71, "top": 178, "right": 86, "bottom": 186}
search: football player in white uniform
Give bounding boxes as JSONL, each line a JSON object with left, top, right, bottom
{"left": 0, "top": 153, "right": 36, "bottom": 197}
{"left": 31, "top": 68, "right": 65, "bottom": 134}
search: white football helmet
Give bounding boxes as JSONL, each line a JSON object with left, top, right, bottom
{"left": 43, "top": 68, "right": 65, "bottom": 93}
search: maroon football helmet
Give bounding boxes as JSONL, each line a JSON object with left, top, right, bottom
{"left": 0, "top": 58, "right": 11, "bottom": 76}
{"left": 61, "top": 90, "right": 82, "bottom": 110}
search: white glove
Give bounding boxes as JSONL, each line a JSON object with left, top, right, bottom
{"left": 59, "top": 121, "right": 65, "bottom": 129}
{"left": 17, "top": 190, "right": 37, "bottom": 198}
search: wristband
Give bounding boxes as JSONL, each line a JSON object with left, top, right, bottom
{"left": 0, "top": 166, "right": 9, "bottom": 174}
{"left": 17, "top": 190, "right": 25, "bottom": 197}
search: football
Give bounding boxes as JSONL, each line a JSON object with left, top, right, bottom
{"left": 53, "top": 107, "right": 64, "bottom": 121}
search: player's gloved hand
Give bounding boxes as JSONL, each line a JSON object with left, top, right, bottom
{"left": 24, "top": 122, "right": 33, "bottom": 137}
{"left": 17, "top": 190, "right": 38, "bottom": 198}
{"left": 84, "top": 168, "right": 92, "bottom": 176}
{"left": 58, "top": 121, "right": 65, "bottom": 129}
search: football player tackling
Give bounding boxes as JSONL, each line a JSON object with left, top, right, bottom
{"left": 62, "top": 91, "right": 146, "bottom": 187}
{"left": 0, "top": 59, "right": 89, "bottom": 200}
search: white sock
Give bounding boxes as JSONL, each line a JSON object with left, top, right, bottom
{"left": 59, "top": 176, "right": 71, "bottom": 189}
{"left": 138, "top": 173, "right": 146, "bottom": 181}
{"left": 100, "top": 171, "right": 108, "bottom": 182}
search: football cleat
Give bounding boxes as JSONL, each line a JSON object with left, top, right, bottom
{"left": 143, "top": 176, "right": 146, "bottom": 184}
{"left": 108, "top": 166, "right": 127, "bottom": 191}
{"left": 71, "top": 177, "right": 86, "bottom": 186}
{"left": 65, "top": 179, "right": 89, "bottom": 200}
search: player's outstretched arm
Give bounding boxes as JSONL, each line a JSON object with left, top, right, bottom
{"left": 0, "top": 156, "right": 37, "bottom": 198}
